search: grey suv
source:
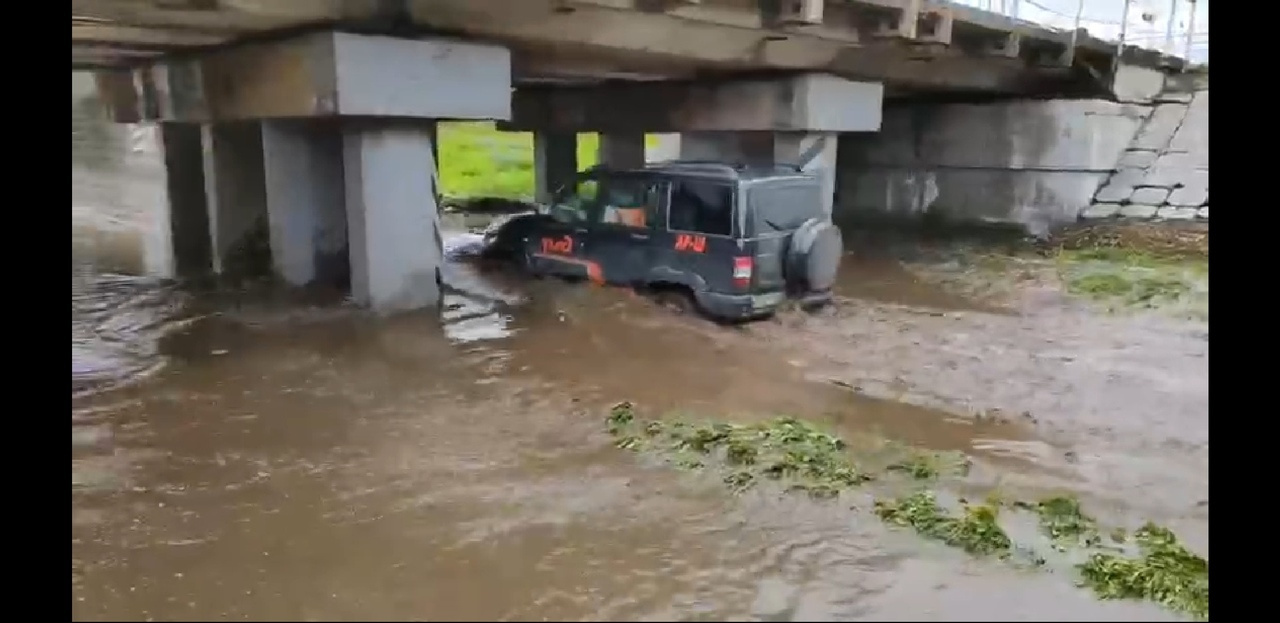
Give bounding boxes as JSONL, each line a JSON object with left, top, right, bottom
{"left": 481, "top": 161, "right": 844, "bottom": 321}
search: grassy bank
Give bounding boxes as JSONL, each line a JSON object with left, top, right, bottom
{"left": 1053, "top": 223, "right": 1209, "bottom": 318}
{"left": 437, "top": 123, "right": 662, "bottom": 200}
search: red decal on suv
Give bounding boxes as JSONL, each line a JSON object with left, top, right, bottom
{"left": 674, "top": 234, "right": 706, "bottom": 253}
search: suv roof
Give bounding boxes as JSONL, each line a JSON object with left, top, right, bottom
{"left": 589, "top": 160, "right": 816, "bottom": 183}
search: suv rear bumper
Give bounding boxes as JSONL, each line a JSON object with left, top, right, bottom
{"left": 696, "top": 289, "right": 832, "bottom": 320}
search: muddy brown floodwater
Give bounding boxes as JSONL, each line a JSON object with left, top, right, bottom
{"left": 73, "top": 110, "right": 1207, "bottom": 621}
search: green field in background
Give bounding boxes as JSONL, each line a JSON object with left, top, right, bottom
{"left": 437, "top": 122, "right": 658, "bottom": 200}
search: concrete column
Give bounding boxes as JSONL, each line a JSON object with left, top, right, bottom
{"left": 533, "top": 131, "right": 578, "bottom": 203}
{"left": 677, "top": 131, "right": 838, "bottom": 216}
{"left": 343, "top": 121, "right": 443, "bottom": 313}
{"left": 118, "top": 123, "right": 176, "bottom": 279}
{"left": 261, "top": 120, "right": 349, "bottom": 288}
{"left": 775, "top": 132, "right": 838, "bottom": 216}
{"left": 158, "top": 122, "right": 212, "bottom": 278}
{"left": 201, "top": 121, "right": 270, "bottom": 277}
{"left": 598, "top": 132, "right": 646, "bottom": 169}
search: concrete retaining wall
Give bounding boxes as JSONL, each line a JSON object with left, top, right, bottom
{"left": 835, "top": 82, "right": 1210, "bottom": 234}
{"left": 834, "top": 99, "right": 1147, "bottom": 236}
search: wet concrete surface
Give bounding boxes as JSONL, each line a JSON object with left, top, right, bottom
{"left": 72, "top": 112, "right": 1206, "bottom": 621}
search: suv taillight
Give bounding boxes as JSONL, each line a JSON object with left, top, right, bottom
{"left": 733, "top": 256, "right": 753, "bottom": 289}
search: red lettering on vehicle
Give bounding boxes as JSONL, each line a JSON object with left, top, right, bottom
{"left": 540, "top": 235, "right": 573, "bottom": 255}
{"left": 674, "top": 234, "right": 707, "bottom": 253}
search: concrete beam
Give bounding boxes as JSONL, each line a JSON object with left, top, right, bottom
{"left": 133, "top": 31, "right": 511, "bottom": 123}
{"left": 598, "top": 132, "right": 646, "bottom": 169}
{"left": 71, "top": 23, "right": 230, "bottom": 48}
{"left": 71, "top": 0, "right": 361, "bottom": 31}
{"left": 506, "top": 73, "right": 883, "bottom": 133}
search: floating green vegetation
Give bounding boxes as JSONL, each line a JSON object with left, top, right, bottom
{"left": 604, "top": 403, "right": 1209, "bottom": 619}
{"left": 884, "top": 447, "right": 972, "bottom": 480}
{"left": 873, "top": 491, "right": 1011, "bottom": 556}
{"left": 1078, "top": 523, "right": 1209, "bottom": 620}
{"left": 607, "top": 402, "right": 872, "bottom": 499}
{"left": 1015, "top": 495, "right": 1102, "bottom": 547}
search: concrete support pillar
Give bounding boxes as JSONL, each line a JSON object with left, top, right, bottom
{"left": 775, "top": 132, "right": 838, "bottom": 216}
{"left": 115, "top": 123, "right": 176, "bottom": 280}
{"left": 201, "top": 121, "right": 270, "bottom": 277}
{"left": 343, "top": 121, "right": 443, "bottom": 313}
{"left": 533, "top": 131, "right": 578, "bottom": 203}
{"left": 261, "top": 120, "right": 349, "bottom": 288}
{"left": 598, "top": 132, "right": 646, "bottom": 169}
{"left": 158, "top": 122, "right": 212, "bottom": 278}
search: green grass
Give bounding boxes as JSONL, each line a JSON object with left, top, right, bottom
{"left": 437, "top": 122, "right": 661, "bottom": 200}
{"left": 1056, "top": 247, "right": 1208, "bottom": 315}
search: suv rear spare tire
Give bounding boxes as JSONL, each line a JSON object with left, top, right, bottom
{"left": 786, "top": 218, "right": 843, "bottom": 292}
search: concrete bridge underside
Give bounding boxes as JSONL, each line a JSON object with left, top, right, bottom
{"left": 74, "top": 0, "right": 1182, "bottom": 96}
{"left": 71, "top": 1, "right": 1192, "bottom": 315}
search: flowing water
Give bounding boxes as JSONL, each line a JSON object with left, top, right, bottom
{"left": 72, "top": 88, "right": 1206, "bottom": 621}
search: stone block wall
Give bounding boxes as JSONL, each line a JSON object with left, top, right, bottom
{"left": 1082, "top": 89, "right": 1209, "bottom": 223}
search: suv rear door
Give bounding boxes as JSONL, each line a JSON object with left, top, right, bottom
{"left": 743, "top": 178, "right": 825, "bottom": 291}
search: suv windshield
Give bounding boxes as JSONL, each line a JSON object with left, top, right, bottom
{"left": 747, "top": 181, "right": 823, "bottom": 235}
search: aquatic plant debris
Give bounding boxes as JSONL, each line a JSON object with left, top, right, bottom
{"left": 604, "top": 403, "right": 1209, "bottom": 619}
{"left": 1078, "top": 523, "right": 1209, "bottom": 620}
{"left": 873, "top": 490, "right": 1011, "bottom": 556}
{"left": 606, "top": 401, "right": 872, "bottom": 499}
{"left": 885, "top": 446, "right": 972, "bottom": 480}
{"left": 1015, "top": 495, "right": 1102, "bottom": 547}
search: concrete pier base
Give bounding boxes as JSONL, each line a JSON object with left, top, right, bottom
{"left": 343, "top": 122, "right": 443, "bottom": 313}
{"left": 132, "top": 31, "right": 511, "bottom": 314}
{"left": 261, "top": 120, "right": 348, "bottom": 288}
{"left": 533, "top": 131, "right": 577, "bottom": 203}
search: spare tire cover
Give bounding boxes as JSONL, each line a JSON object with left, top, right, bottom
{"left": 786, "top": 218, "right": 844, "bottom": 291}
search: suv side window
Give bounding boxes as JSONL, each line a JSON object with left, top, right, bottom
{"left": 668, "top": 179, "right": 734, "bottom": 237}
{"left": 550, "top": 176, "right": 600, "bottom": 226}
{"left": 593, "top": 176, "right": 664, "bottom": 230}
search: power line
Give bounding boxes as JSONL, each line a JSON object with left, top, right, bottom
{"left": 1021, "top": 0, "right": 1124, "bottom": 25}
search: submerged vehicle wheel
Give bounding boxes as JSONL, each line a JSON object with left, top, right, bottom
{"left": 651, "top": 288, "right": 697, "bottom": 316}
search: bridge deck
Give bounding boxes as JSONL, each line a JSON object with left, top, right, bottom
{"left": 72, "top": 0, "right": 1185, "bottom": 96}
